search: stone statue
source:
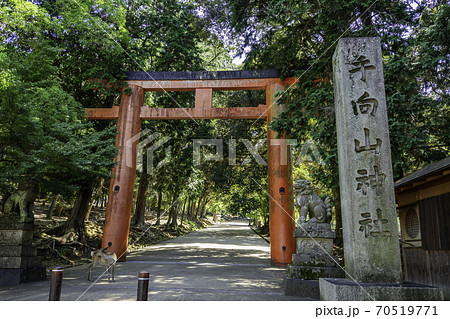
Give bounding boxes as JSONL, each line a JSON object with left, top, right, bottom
{"left": 294, "top": 180, "right": 332, "bottom": 227}
{"left": 286, "top": 180, "right": 343, "bottom": 298}
{"left": 2, "top": 178, "right": 40, "bottom": 223}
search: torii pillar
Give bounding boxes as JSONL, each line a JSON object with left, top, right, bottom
{"left": 266, "top": 82, "right": 296, "bottom": 266}
{"left": 101, "top": 85, "right": 144, "bottom": 261}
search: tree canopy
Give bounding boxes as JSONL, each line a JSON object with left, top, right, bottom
{"left": 0, "top": 0, "right": 448, "bottom": 241}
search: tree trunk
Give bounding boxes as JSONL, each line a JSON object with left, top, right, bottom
{"left": 199, "top": 195, "right": 208, "bottom": 218}
{"left": 170, "top": 206, "right": 178, "bottom": 228}
{"left": 46, "top": 187, "right": 93, "bottom": 242}
{"left": 46, "top": 194, "right": 60, "bottom": 219}
{"left": 194, "top": 197, "right": 202, "bottom": 219}
{"left": 166, "top": 208, "right": 172, "bottom": 226}
{"left": 55, "top": 204, "right": 63, "bottom": 217}
{"left": 165, "top": 191, "right": 174, "bottom": 226}
{"left": 67, "top": 187, "right": 93, "bottom": 241}
{"left": 85, "top": 178, "right": 104, "bottom": 221}
{"left": 155, "top": 191, "right": 162, "bottom": 225}
{"left": 202, "top": 199, "right": 209, "bottom": 218}
{"left": 169, "top": 191, "right": 179, "bottom": 229}
{"left": 186, "top": 197, "right": 192, "bottom": 220}
{"left": 261, "top": 210, "right": 269, "bottom": 235}
{"left": 131, "top": 189, "right": 137, "bottom": 217}
{"left": 180, "top": 197, "right": 187, "bottom": 226}
{"left": 131, "top": 173, "right": 149, "bottom": 228}
{"left": 190, "top": 199, "right": 196, "bottom": 219}
{"left": 198, "top": 196, "right": 204, "bottom": 219}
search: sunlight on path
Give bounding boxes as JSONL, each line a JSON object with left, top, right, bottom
{"left": 0, "top": 220, "right": 309, "bottom": 301}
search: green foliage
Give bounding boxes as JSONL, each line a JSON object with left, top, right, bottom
{"left": 1, "top": 0, "right": 448, "bottom": 233}
{"left": 216, "top": 0, "right": 449, "bottom": 200}
{"left": 0, "top": 0, "right": 119, "bottom": 198}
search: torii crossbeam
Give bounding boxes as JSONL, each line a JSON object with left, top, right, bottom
{"left": 85, "top": 70, "right": 297, "bottom": 266}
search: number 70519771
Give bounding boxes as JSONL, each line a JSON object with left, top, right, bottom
{"left": 376, "top": 306, "right": 438, "bottom": 316}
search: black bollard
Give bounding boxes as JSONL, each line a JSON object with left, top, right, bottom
{"left": 137, "top": 272, "right": 149, "bottom": 301}
{"left": 49, "top": 267, "right": 64, "bottom": 301}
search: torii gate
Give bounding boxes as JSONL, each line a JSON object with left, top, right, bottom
{"left": 85, "top": 70, "right": 297, "bottom": 266}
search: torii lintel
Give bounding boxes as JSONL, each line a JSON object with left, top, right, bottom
{"left": 85, "top": 69, "right": 297, "bottom": 120}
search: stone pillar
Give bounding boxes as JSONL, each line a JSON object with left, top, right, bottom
{"left": 0, "top": 216, "right": 46, "bottom": 286}
{"left": 102, "top": 85, "right": 144, "bottom": 261}
{"left": 266, "top": 81, "right": 295, "bottom": 266}
{"left": 319, "top": 37, "right": 443, "bottom": 301}
{"left": 333, "top": 37, "right": 402, "bottom": 283}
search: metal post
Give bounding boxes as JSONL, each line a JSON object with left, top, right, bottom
{"left": 137, "top": 272, "right": 149, "bottom": 301}
{"left": 48, "top": 267, "right": 64, "bottom": 301}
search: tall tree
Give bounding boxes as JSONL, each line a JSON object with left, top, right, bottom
{"left": 199, "top": 0, "right": 449, "bottom": 242}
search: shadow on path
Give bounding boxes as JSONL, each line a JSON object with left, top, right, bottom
{"left": 0, "top": 220, "right": 311, "bottom": 301}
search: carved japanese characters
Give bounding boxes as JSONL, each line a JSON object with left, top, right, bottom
{"left": 333, "top": 37, "right": 402, "bottom": 283}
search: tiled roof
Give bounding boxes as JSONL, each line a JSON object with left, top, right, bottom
{"left": 395, "top": 157, "right": 450, "bottom": 189}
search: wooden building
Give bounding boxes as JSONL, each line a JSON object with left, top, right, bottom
{"left": 395, "top": 157, "right": 450, "bottom": 299}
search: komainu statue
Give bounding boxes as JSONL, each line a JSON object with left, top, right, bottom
{"left": 2, "top": 178, "right": 40, "bottom": 223}
{"left": 294, "top": 180, "right": 332, "bottom": 227}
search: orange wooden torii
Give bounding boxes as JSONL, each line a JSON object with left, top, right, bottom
{"left": 85, "top": 70, "right": 297, "bottom": 266}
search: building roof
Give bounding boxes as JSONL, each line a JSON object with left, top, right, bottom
{"left": 395, "top": 157, "right": 450, "bottom": 189}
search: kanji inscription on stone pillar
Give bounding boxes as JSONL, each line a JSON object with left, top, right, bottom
{"left": 333, "top": 37, "right": 402, "bottom": 283}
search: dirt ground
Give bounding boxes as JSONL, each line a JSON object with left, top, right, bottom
{"left": 32, "top": 201, "right": 213, "bottom": 269}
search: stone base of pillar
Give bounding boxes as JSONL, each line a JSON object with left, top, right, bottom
{"left": 0, "top": 217, "right": 46, "bottom": 286}
{"left": 319, "top": 278, "right": 444, "bottom": 301}
{"left": 0, "top": 267, "right": 46, "bottom": 286}
{"left": 284, "top": 277, "right": 320, "bottom": 299}
{"left": 284, "top": 223, "right": 344, "bottom": 298}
